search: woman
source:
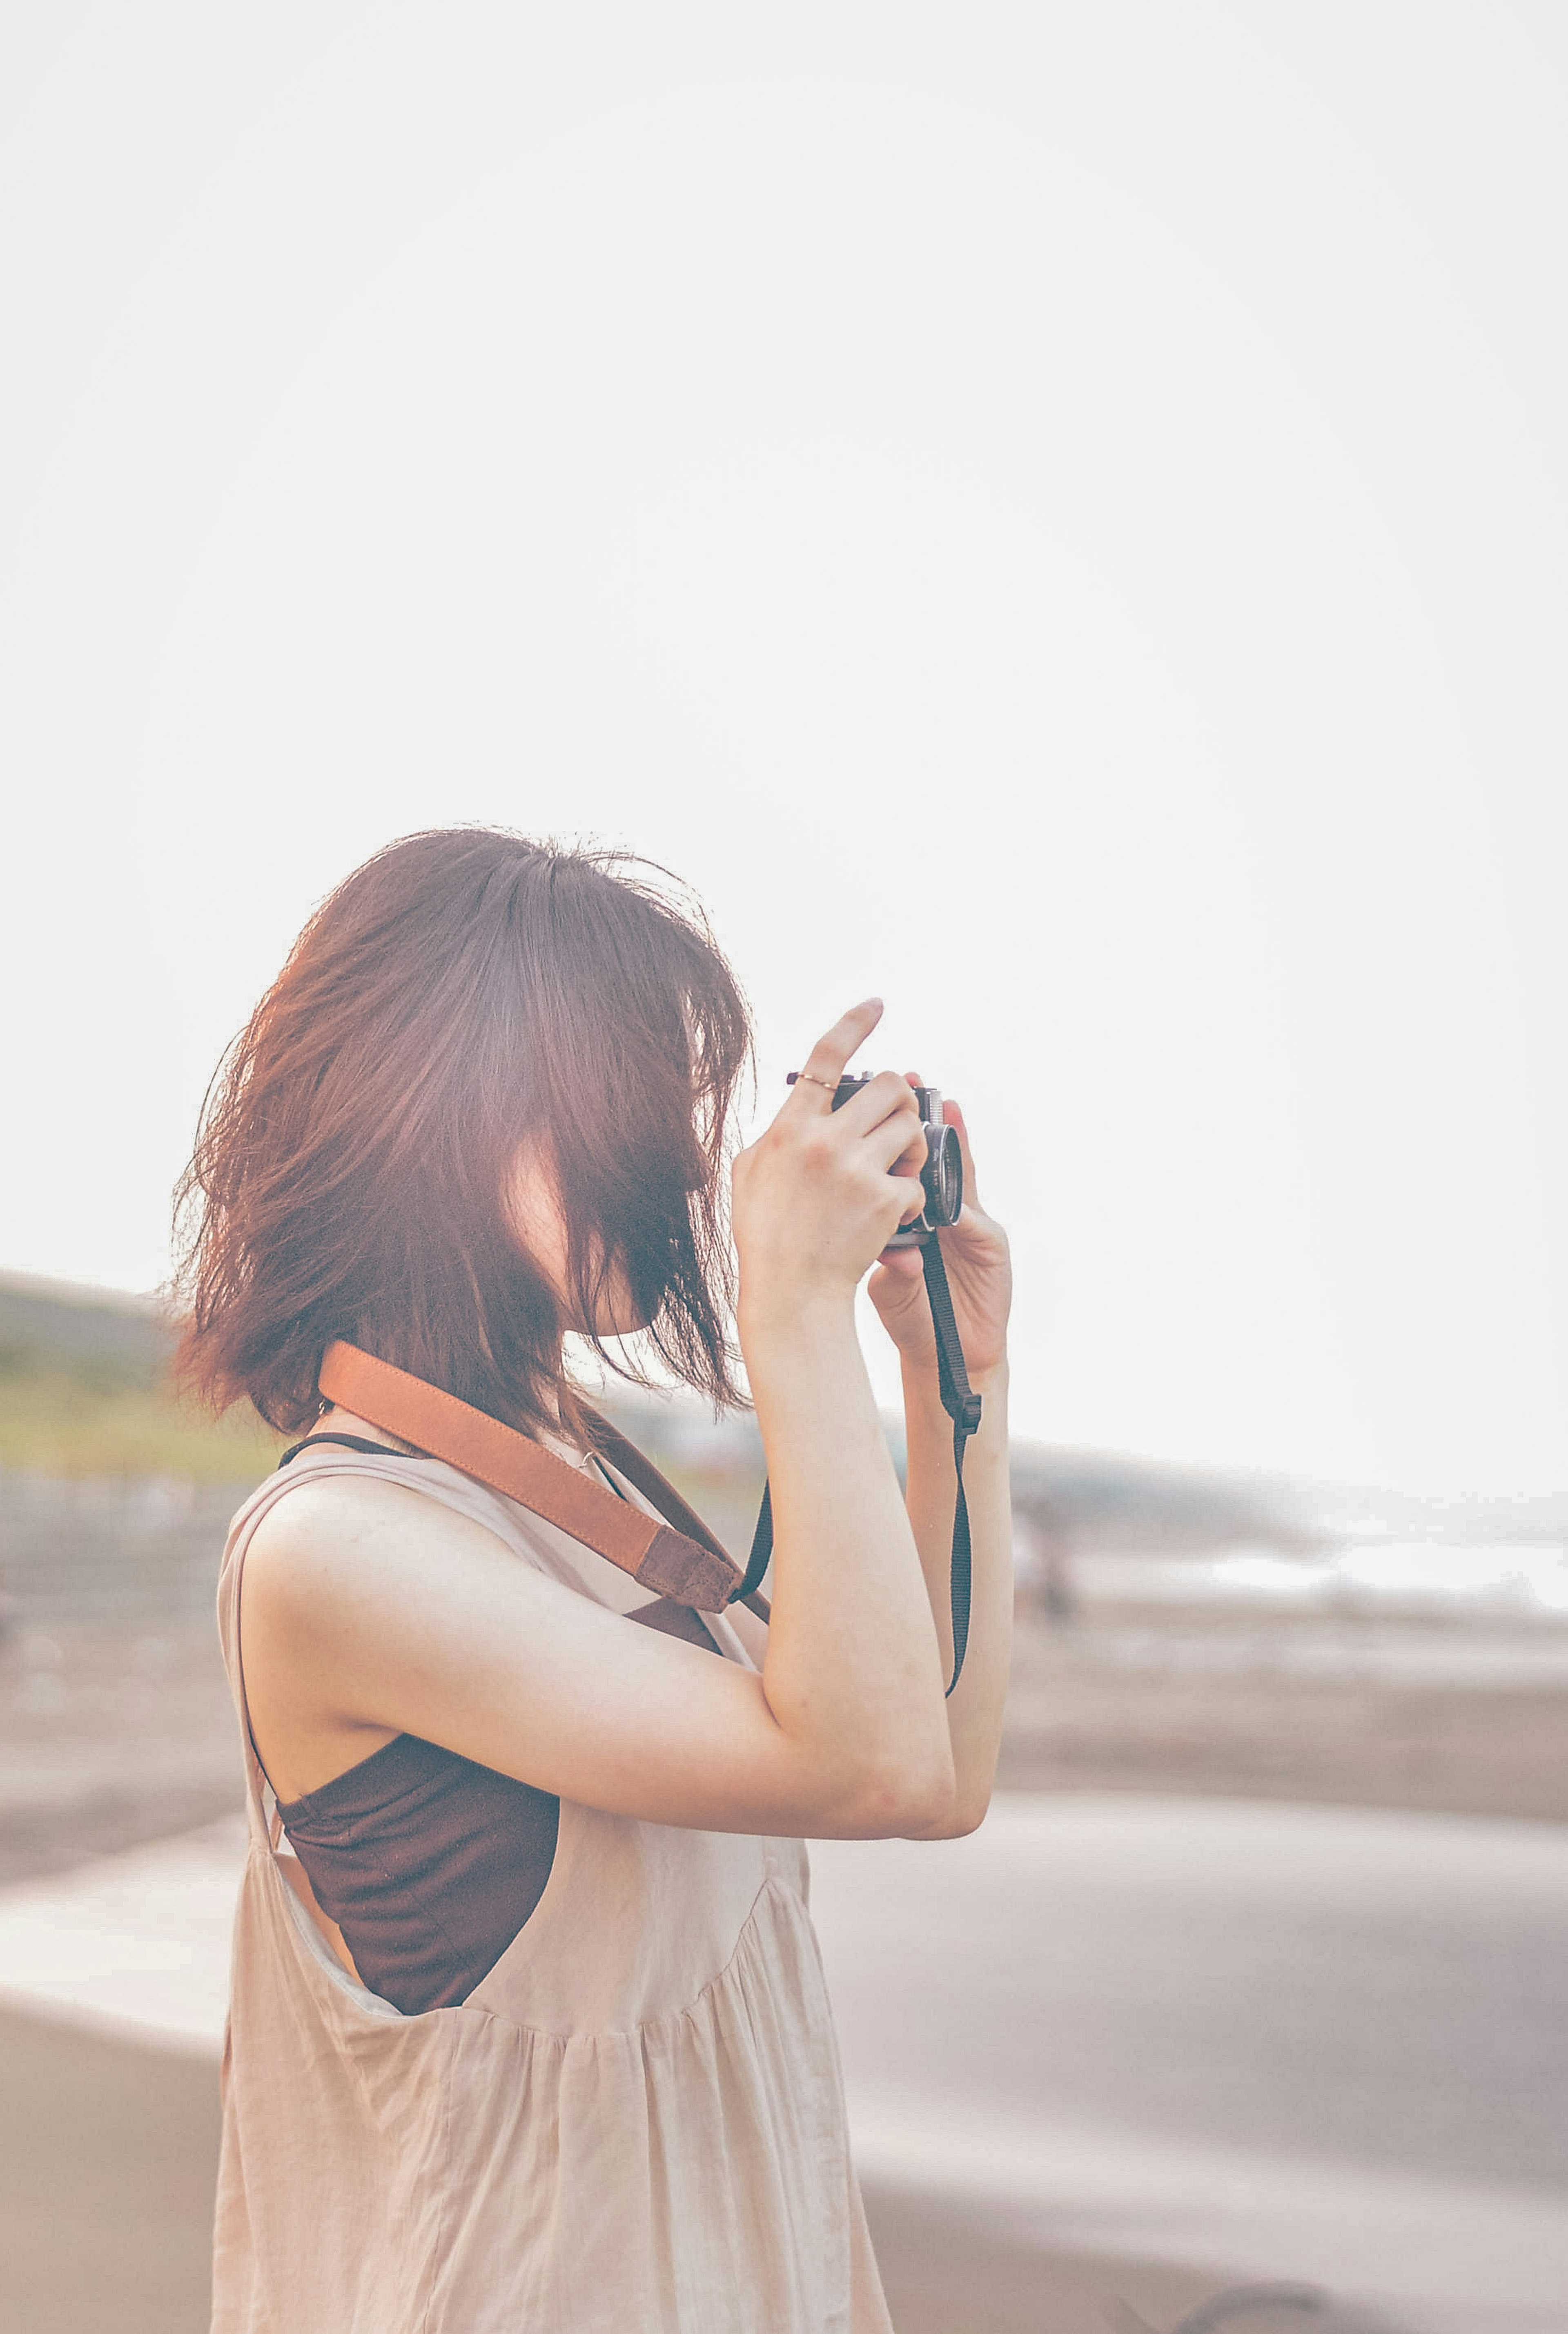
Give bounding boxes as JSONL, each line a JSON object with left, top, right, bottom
{"left": 178, "top": 827, "right": 1013, "bottom": 2333}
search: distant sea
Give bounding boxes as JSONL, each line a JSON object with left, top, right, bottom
{"left": 1053, "top": 1539, "right": 1568, "bottom": 1689}
{"left": 1080, "top": 1540, "right": 1568, "bottom": 1619}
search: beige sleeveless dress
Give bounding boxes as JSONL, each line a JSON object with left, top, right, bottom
{"left": 212, "top": 1443, "right": 895, "bottom": 2334}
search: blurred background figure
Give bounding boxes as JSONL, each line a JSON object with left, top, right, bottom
{"left": 2, "top": 5, "right": 1565, "bottom": 2332}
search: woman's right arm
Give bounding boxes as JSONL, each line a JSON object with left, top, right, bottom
{"left": 241, "top": 1001, "right": 959, "bottom": 1841}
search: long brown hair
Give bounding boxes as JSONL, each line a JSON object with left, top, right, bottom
{"left": 174, "top": 829, "right": 752, "bottom": 1437}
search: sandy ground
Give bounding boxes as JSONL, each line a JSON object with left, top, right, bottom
{"left": 1, "top": 1603, "right": 1563, "bottom": 2331}
{"left": 0, "top": 1627, "right": 240, "bottom": 1887}
{"left": 0, "top": 2004, "right": 219, "bottom": 2334}
{"left": 809, "top": 1799, "right": 1568, "bottom": 2334}
{"left": 999, "top": 1603, "right": 1568, "bottom": 1823}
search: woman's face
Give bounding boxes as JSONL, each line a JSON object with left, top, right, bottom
{"left": 507, "top": 1144, "right": 647, "bottom": 1338}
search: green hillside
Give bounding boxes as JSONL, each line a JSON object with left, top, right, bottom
{"left": 0, "top": 1273, "right": 282, "bottom": 1479}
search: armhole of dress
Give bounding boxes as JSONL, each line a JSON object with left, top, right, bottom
{"left": 226, "top": 1474, "right": 395, "bottom": 2003}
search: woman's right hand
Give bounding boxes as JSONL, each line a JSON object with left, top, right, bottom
{"left": 730, "top": 999, "right": 928, "bottom": 1320}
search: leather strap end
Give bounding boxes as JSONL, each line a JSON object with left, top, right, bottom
{"left": 634, "top": 1525, "right": 743, "bottom": 1614}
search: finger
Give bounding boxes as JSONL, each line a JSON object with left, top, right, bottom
{"left": 945, "top": 1098, "right": 979, "bottom": 1208}
{"left": 837, "top": 1068, "right": 920, "bottom": 1137}
{"left": 893, "top": 1171, "right": 927, "bottom": 1225}
{"left": 788, "top": 997, "right": 883, "bottom": 1108}
{"left": 862, "top": 1103, "right": 925, "bottom": 1176}
{"left": 871, "top": 1242, "right": 925, "bottom": 1282}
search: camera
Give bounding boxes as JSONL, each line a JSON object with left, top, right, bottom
{"left": 832, "top": 1075, "right": 963, "bottom": 1246}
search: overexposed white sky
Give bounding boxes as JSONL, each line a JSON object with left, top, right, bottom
{"left": 2, "top": 2, "right": 1564, "bottom": 1495}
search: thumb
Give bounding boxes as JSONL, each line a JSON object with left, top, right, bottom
{"left": 945, "top": 1099, "right": 979, "bottom": 1209}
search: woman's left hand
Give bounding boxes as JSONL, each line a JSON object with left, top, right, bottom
{"left": 867, "top": 1087, "right": 1011, "bottom": 1383}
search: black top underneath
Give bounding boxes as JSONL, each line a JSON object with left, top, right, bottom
{"left": 277, "top": 1733, "right": 562, "bottom": 2013}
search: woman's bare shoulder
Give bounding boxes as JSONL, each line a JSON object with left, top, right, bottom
{"left": 243, "top": 1469, "right": 532, "bottom": 1623}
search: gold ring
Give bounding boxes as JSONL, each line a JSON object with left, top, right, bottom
{"left": 790, "top": 1071, "right": 837, "bottom": 1093}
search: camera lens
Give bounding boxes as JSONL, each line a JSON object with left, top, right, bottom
{"left": 922, "top": 1122, "right": 964, "bottom": 1226}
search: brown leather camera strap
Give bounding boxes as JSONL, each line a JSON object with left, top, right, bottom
{"left": 316, "top": 1340, "right": 757, "bottom": 1616}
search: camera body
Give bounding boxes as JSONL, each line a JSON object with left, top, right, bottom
{"left": 831, "top": 1075, "right": 963, "bottom": 1246}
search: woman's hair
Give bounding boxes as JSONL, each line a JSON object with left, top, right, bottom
{"left": 174, "top": 828, "right": 752, "bottom": 1437}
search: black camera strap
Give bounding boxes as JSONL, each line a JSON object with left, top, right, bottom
{"left": 921, "top": 1234, "right": 984, "bottom": 1693}
{"left": 732, "top": 1237, "right": 982, "bottom": 1696}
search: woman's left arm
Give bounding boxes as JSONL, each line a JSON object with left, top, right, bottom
{"left": 868, "top": 1094, "right": 1013, "bottom": 1837}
